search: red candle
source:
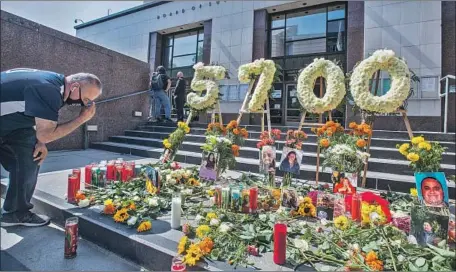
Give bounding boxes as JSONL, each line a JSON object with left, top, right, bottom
{"left": 67, "top": 174, "right": 80, "bottom": 204}
{"left": 125, "top": 166, "right": 133, "bottom": 181}
{"left": 249, "top": 187, "right": 258, "bottom": 213}
{"left": 84, "top": 165, "right": 92, "bottom": 185}
{"left": 273, "top": 222, "right": 287, "bottom": 265}
{"left": 351, "top": 193, "right": 361, "bottom": 222}
{"left": 72, "top": 169, "right": 81, "bottom": 183}
{"left": 106, "top": 163, "right": 114, "bottom": 180}
{"left": 115, "top": 165, "right": 123, "bottom": 181}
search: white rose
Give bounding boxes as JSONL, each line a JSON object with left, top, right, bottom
{"left": 133, "top": 196, "right": 141, "bottom": 202}
{"left": 78, "top": 199, "right": 90, "bottom": 208}
{"left": 219, "top": 223, "right": 231, "bottom": 233}
{"left": 195, "top": 215, "right": 204, "bottom": 224}
{"left": 350, "top": 243, "right": 360, "bottom": 252}
{"left": 148, "top": 197, "right": 159, "bottom": 207}
{"left": 127, "top": 216, "right": 138, "bottom": 226}
{"left": 166, "top": 175, "right": 172, "bottom": 182}
{"left": 168, "top": 179, "right": 176, "bottom": 185}
{"left": 293, "top": 238, "right": 309, "bottom": 251}
{"left": 186, "top": 170, "right": 192, "bottom": 176}
{"left": 210, "top": 218, "right": 220, "bottom": 226}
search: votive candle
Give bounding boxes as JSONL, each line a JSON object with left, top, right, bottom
{"left": 67, "top": 174, "right": 80, "bottom": 204}
{"left": 106, "top": 163, "right": 114, "bottom": 180}
{"left": 351, "top": 193, "right": 361, "bottom": 222}
{"left": 214, "top": 186, "right": 222, "bottom": 208}
{"left": 115, "top": 165, "right": 123, "bottom": 181}
{"left": 171, "top": 193, "right": 182, "bottom": 229}
{"left": 273, "top": 222, "right": 287, "bottom": 265}
{"left": 249, "top": 187, "right": 258, "bottom": 213}
{"left": 84, "top": 165, "right": 92, "bottom": 185}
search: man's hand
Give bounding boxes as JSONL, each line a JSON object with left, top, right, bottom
{"left": 79, "top": 103, "right": 96, "bottom": 122}
{"left": 33, "top": 141, "right": 48, "bottom": 165}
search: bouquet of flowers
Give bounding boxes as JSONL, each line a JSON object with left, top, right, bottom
{"left": 201, "top": 135, "right": 238, "bottom": 176}
{"left": 225, "top": 120, "right": 249, "bottom": 146}
{"left": 257, "top": 129, "right": 281, "bottom": 149}
{"left": 284, "top": 130, "right": 308, "bottom": 150}
{"left": 162, "top": 122, "right": 191, "bottom": 161}
{"left": 396, "top": 136, "right": 446, "bottom": 172}
{"left": 206, "top": 122, "right": 226, "bottom": 136}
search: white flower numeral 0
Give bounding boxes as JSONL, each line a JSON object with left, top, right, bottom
{"left": 296, "top": 58, "right": 346, "bottom": 114}
{"left": 238, "top": 59, "right": 276, "bottom": 111}
{"left": 350, "top": 49, "right": 410, "bottom": 113}
{"left": 187, "top": 62, "right": 226, "bottom": 110}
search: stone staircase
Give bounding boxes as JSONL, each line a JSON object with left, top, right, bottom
{"left": 91, "top": 122, "right": 456, "bottom": 197}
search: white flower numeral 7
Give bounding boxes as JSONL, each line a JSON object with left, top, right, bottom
{"left": 238, "top": 59, "right": 276, "bottom": 112}
{"left": 187, "top": 62, "right": 226, "bottom": 110}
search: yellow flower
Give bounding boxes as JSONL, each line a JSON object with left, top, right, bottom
{"left": 411, "top": 136, "right": 425, "bottom": 145}
{"left": 177, "top": 236, "right": 188, "bottom": 254}
{"left": 302, "top": 197, "right": 313, "bottom": 204}
{"left": 418, "top": 141, "right": 431, "bottom": 151}
{"left": 113, "top": 208, "right": 130, "bottom": 223}
{"left": 195, "top": 225, "right": 211, "bottom": 238}
{"left": 104, "top": 199, "right": 113, "bottom": 206}
{"left": 398, "top": 143, "right": 410, "bottom": 156}
{"left": 334, "top": 215, "right": 349, "bottom": 230}
{"left": 137, "top": 220, "right": 152, "bottom": 232}
{"left": 184, "top": 243, "right": 203, "bottom": 266}
{"left": 163, "top": 139, "right": 172, "bottom": 149}
{"left": 410, "top": 188, "right": 418, "bottom": 197}
{"left": 206, "top": 212, "right": 217, "bottom": 221}
{"left": 207, "top": 190, "right": 214, "bottom": 197}
{"left": 406, "top": 152, "right": 420, "bottom": 162}
{"left": 298, "top": 202, "right": 316, "bottom": 217}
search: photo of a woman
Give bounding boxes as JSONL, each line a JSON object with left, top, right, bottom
{"left": 279, "top": 148, "right": 302, "bottom": 175}
{"left": 260, "top": 146, "right": 276, "bottom": 175}
{"left": 333, "top": 177, "right": 356, "bottom": 195}
{"left": 199, "top": 152, "right": 217, "bottom": 181}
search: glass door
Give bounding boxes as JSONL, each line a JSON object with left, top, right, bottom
{"left": 285, "top": 84, "right": 301, "bottom": 124}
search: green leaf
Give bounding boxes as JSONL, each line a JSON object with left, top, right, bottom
{"left": 259, "top": 245, "right": 265, "bottom": 253}
{"left": 239, "top": 235, "right": 254, "bottom": 240}
{"left": 431, "top": 255, "right": 445, "bottom": 263}
{"left": 427, "top": 244, "right": 456, "bottom": 258}
{"left": 321, "top": 241, "right": 330, "bottom": 250}
{"left": 259, "top": 214, "right": 267, "bottom": 221}
{"left": 249, "top": 224, "right": 255, "bottom": 234}
{"left": 409, "top": 262, "right": 420, "bottom": 271}
{"left": 420, "top": 263, "right": 429, "bottom": 272}
{"left": 415, "top": 257, "right": 426, "bottom": 267}
{"left": 437, "top": 239, "right": 447, "bottom": 248}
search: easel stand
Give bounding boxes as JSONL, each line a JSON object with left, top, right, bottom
{"left": 360, "top": 71, "right": 414, "bottom": 187}
{"left": 300, "top": 77, "right": 332, "bottom": 186}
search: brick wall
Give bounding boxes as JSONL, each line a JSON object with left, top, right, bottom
{"left": 1, "top": 11, "right": 151, "bottom": 150}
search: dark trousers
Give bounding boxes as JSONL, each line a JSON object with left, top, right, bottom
{"left": 174, "top": 95, "right": 185, "bottom": 122}
{"left": 0, "top": 128, "right": 39, "bottom": 215}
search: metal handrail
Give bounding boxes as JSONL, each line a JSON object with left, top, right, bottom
{"left": 439, "top": 75, "right": 455, "bottom": 133}
{"left": 96, "top": 89, "right": 150, "bottom": 105}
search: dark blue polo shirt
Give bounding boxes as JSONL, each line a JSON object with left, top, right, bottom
{"left": 0, "top": 68, "right": 65, "bottom": 137}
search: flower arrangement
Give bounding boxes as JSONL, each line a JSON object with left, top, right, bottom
{"left": 178, "top": 235, "right": 214, "bottom": 266}
{"left": 322, "top": 144, "right": 370, "bottom": 173}
{"left": 187, "top": 62, "right": 226, "bottom": 111}
{"left": 396, "top": 136, "right": 447, "bottom": 172}
{"left": 296, "top": 58, "right": 346, "bottom": 114}
{"left": 225, "top": 120, "right": 249, "bottom": 146}
{"left": 201, "top": 135, "right": 237, "bottom": 176}
{"left": 350, "top": 49, "right": 411, "bottom": 113}
{"left": 256, "top": 129, "right": 281, "bottom": 149}
{"left": 284, "top": 130, "right": 308, "bottom": 150}
{"left": 206, "top": 122, "right": 226, "bottom": 136}
{"left": 291, "top": 196, "right": 316, "bottom": 217}
{"left": 162, "top": 122, "right": 191, "bottom": 161}
{"left": 238, "top": 58, "right": 276, "bottom": 111}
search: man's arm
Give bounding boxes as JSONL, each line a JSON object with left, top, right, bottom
{"left": 35, "top": 103, "right": 96, "bottom": 144}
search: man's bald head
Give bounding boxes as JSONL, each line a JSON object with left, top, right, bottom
{"left": 65, "top": 73, "right": 102, "bottom": 105}
{"left": 177, "top": 71, "right": 184, "bottom": 78}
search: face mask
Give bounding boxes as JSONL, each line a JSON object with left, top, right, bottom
{"left": 66, "top": 86, "right": 84, "bottom": 106}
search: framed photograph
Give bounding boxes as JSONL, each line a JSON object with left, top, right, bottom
{"left": 411, "top": 205, "right": 449, "bottom": 246}
{"left": 332, "top": 171, "right": 357, "bottom": 195}
{"left": 316, "top": 192, "right": 335, "bottom": 220}
{"left": 241, "top": 189, "right": 250, "bottom": 213}
{"left": 279, "top": 147, "right": 302, "bottom": 175}
{"left": 199, "top": 152, "right": 218, "bottom": 181}
{"left": 259, "top": 146, "right": 276, "bottom": 175}
{"left": 415, "top": 172, "right": 449, "bottom": 208}
{"left": 281, "top": 188, "right": 299, "bottom": 210}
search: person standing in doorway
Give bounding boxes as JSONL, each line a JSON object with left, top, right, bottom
{"left": 150, "top": 66, "right": 172, "bottom": 123}
{"left": 174, "top": 71, "right": 186, "bottom": 122}
{"left": 1, "top": 68, "right": 102, "bottom": 227}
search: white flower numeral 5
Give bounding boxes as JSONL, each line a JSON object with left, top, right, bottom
{"left": 187, "top": 62, "right": 226, "bottom": 110}
{"left": 238, "top": 59, "right": 276, "bottom": 112}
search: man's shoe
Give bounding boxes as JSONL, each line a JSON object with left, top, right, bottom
{"left": 1, "top": 211, "right": 50, "bottom": 227}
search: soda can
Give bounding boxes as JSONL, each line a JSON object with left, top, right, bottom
{"left": 91, "top": 167, "right": 100, "bottom": 187}
{"left": 99, "top": 166, "right": 107, "bottom": 187}
{"left": 64, "top": 217, "right": 79, "bottom": 259}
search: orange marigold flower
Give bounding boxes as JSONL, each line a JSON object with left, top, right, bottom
{"left": 335, "top": 123, "right": 341, "bottom": 128}
{"left": 320, "top": 138, "right": 330, "bottom": 148}
{"left": 317, "top": 128, "right": 324, "bottom": 135}
{"left": 199, "top": 237, "right": 214, "bottom": 255}
{"left": 327, "top": 131, "right": 333, "bottom": 136}
{"left": 129, "top": 202, "right": 136, "bottom": 210}
{"left": 349, "top": 122, "right": 357, "bottom": 129}
{"left": 365, "top": 251, "right": 378, "bottom": 263}
{"left": 356, "top": 139, "right": 366, "bottom": 148}
{"left": 103, "top": 204, "right": 116, "bottom": 215}
{"left": 233, "top": 128, "right": 240, "bottom": 135}
{"left": 75, "top": 191, "right": 86, "bottom": 201}
{"left": 311, "top": 127, "right": 317, "bottom": 133}
{"left": 231, "top": 145, "right": 240, "bottom": 156}
{"left": 327, "top": 121, "right": 335, "bottom": 127}
{"left": 357, "top": 125, "right": 363, "bottom": 130}
{"left": 367, "top": 260, "right": 384, "bottom": 271}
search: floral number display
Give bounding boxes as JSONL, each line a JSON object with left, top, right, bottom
{"left": 350, "top": 49, "right": 410, "bottom": 113}
{"left": 238, "top": 59, "right": 276, "bottom": 111}
{"left": 296, "top": 58, "right": 346, "bottom": 114}
{"left": 187, "top": 62, "right": 226, "bottom": 110}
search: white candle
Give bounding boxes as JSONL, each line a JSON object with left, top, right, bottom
{"left": 171, "top": 195, "right": 182, "bottom": 229}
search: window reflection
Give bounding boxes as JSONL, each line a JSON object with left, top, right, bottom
{"left": 286, "top": 8, "right": 326, "bottom": 41}
{"left": 328, "top": 5, "right": 345, "bottom": 20}
{"left": 173, "top": 31, "right": 198, "bottom": 56}
{"left": 286, "top": 38, "right": 326, "bottom": 55}
{"left": 172, "top": 55, "right": 196, "bottom": 68}
{"left": 162, "top": 29, "right": 204, "bottom": 72}
{"left": 271, "top": 29, "right": 285, "bottom": 57}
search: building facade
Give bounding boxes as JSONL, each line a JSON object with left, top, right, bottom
{"left": 75, "top": 0, "right": 456, "bottom": 131}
